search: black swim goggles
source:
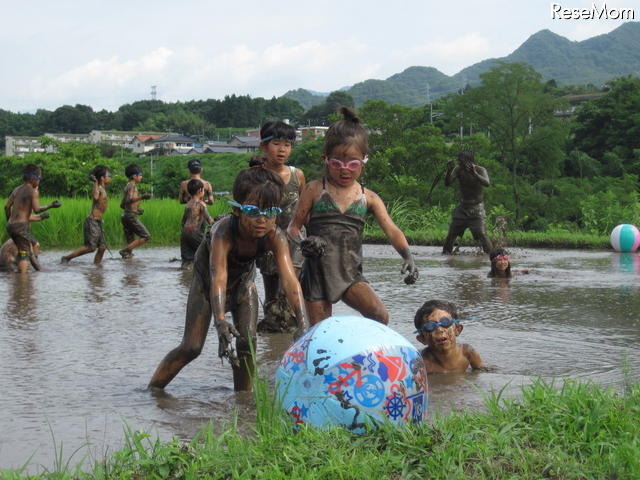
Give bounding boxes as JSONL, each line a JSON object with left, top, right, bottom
{"left": 228, "top": 200, "right": 282, "bottom": 219}
{"left": 414, "top": 318, "right": 459, "bottom": 333}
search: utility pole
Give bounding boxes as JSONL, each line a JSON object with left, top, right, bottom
{"left": 151, "top": 85, "right": 157, "bottom": 101}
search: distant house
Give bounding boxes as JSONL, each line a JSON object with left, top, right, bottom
{"left": 298, "top": 126, "right": 329, "bottom": 141}
{"left": 227, "top": 136, "right": 260, "bottom": 152}
{"left": 132, "top": 135, "right": 164, "bottom": 154}
{"left": 4, "top": 136, "right": 48, "bottom": 156}
{"left": 152, "top": 134, "right": 197, "bottom": 154}
{"left": 555, "top": 93, "right": 606, "bottom": 118}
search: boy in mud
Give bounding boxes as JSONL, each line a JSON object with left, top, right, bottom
{"left": 179, "top": 159, "right": 214, "bottom": 205}
{"left": 149, "top": 167, "right": 308, "bottom": 392}
{"left": 4, "top": 164, "right": 61, "bottom": 273}
{"left": 61, "top": 165, "right": 112, "bottom": 265}
{"left": 119, "top": 164, "right": 152, "bottom": 259}
{"left": 0, "top": 238, "right": 39, "bottom": 272}
{"left": 414, "top": 299, "right": 486, "bottom": 373}
{"left": 180, "top": 178, "right": 214, "bottom": 268}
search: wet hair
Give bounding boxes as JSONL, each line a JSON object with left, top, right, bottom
{"left": 187, "top": 159, "right": 202, "bottom": 174}
{"left": 413, "top": 300, "right": 459, "bottom": 331}
{"left": 260, "top": 121, "right": 296, "bottom": 144}
{"left": 232, "top": 167, "right": 284, "bottom": 209}
{"left": 92, "top": 165, "right": 109, "bottom": 179}
{"left": 458, "top": 150, "right": 474, "bottom": 165}
{"left": 22, "top": 164, "right": 42, "bottom": 181}
{"left": 323, "top": 106, "right": 368, "bottom": 157}
{"left": 248, "top": 154, "right": 266, "bottom": 168}
{"left": 488, "top": 248, "right": 512, "bottom": 278}
{"left": 187, "top": 178, "right": 204, "bottom": 196}
{"left": 125, "top": 164, "right": 142, "bottom": 179}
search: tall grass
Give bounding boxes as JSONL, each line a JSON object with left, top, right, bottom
{"left": 0, "top": 197, "right": 232, "bottom": 248}
{"left": 2, "top": 378, "right": 638, "bottom": 479}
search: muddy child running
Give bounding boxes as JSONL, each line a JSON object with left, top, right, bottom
{"left": 61, "top": 166, "right": 112, "bottom": 265}
{"left": 119, "top": 164, "right": 152, "bottom": 259}
{"left": 180, "top": 178, "right": 214, "bottom": 269}
{"left": 4, "top": 164, "right": 61, "bottom": 273}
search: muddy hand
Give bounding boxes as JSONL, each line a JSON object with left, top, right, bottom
{"left": 215, "top": 319, "right": 240, "bottom": 367}
{"left": 50, "top": 200, "right": 62, "bottom": 208}
{"left": 401, "top": 257, "right": 419, "bottom": 285}
{"left": 39, "top": 212, "right": 50, "bottom": 220}
{"left": 141, "top": 193, "right": 152, "bottom": 200}
{"left": 301, "top": 236, "right": 327, "bottom": 257}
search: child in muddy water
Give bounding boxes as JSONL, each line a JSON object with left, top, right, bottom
{"left": 119, "top": 164, "right": 152, "bottom": 259}
{"left": 487, "top": 248, "right": 530, "bottom": 278}
{"left": 4, "top": 163, "right": 62, "bottom": 273}
{"left": 148, "top": 167, "right": 309, "bottom": 392}
{"left": 414, "top": 299, "right": 487, "bottom": 373}
{"left": 180, "top": 179, "right": 214, "bottom": 269}
{"left": 287, "top": 106, "right": 419, "bottom": 327}
{"left": 251, "top": 121, "right": 306, "bottom": 333}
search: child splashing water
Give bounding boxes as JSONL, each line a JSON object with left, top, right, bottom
{"left": 288, "top": 107, "right": 419, "bottom": 326}
{"left": 252, "top": 121, "right": 306, "bottom": 333}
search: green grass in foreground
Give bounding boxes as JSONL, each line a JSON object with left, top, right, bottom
{"left": 2, "top": 378, "right": 638, "bottom": 479}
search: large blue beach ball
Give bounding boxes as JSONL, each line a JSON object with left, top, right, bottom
{"left": 610, "top": 224, "right": 640, "bottom": 253}
{"left": 276, "top": 315, "right": 428, "bottom": 431}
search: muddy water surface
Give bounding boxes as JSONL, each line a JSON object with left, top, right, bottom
{"left": 1, "top": 245, "right": 639, "bottom": 471}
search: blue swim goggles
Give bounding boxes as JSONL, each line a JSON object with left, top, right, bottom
{"left": 414, "top": 318, "right": 459, "bottom": 333}
{"left": 228, "top": 200, "right": 282, "bottom": 219}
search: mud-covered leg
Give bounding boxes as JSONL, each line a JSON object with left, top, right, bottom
{"left": 342, "top": 281, "right": 389, "bottom": 325}
{"left": 306, "top": 300, "right": 332, "bottom": 326}
{"left": 231, "top": 283, "right": 259, "bottom": 392}
{"left": 148, "top": 274, "right": 212, "bottom": 389}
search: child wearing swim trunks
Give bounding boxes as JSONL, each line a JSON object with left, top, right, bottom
{"left": 119, "top": 164, "right": 152, "bottom": 259}
{"left": 288, "top": 106, "right": 418, "bottom": 326}
{"left": 4, "top": 163, "right": 61, "bottom": 273}
{"left": 180, "top": 178, "right": 214, "bottom": 268}
{"left": 149, "top": 167, "right": 309, "bottom": 392}
{"left": 414, "top": 299, "right": 486, "bottom": 373}
{"left": 61, "top": 166, "right": 112, "bottom": 265}
{"left": 252, "top": 121, "right": 306, "bottom": 333}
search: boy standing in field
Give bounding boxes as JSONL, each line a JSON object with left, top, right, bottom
{"left": 4, "top": 164, "right": 61, "bottom": 273}
{"left": 180, "top": 178, "right": 214, "bottom": 268}
{"left": 179, "top": 159, "right": 214, "bottom": 205}
{"left": 414, "top": 299, "right": 486, "bottom": 373}
{"left": 119, "top": 164, "right": 152, "bottom": 259}
{"left": 61, "top": 166, "right": 112, "bottom": 265}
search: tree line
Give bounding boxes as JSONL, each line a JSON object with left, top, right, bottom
{"left": 1, "top": 62, "right": 638, "bottom": 235}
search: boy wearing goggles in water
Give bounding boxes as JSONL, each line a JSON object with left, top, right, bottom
{"left": 149, "top": 167, "right": 309, "bottom": 392}
{"left": 414, "top": 299, "right": 486, "bottom": 373}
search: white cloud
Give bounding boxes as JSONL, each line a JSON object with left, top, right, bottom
{"left": 19, "top": 39, "right": 382, "bottom": 110}
{"left": 396, "top": 33, "right": 495, "bottom": 75}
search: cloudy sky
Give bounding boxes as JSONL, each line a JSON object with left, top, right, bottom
{"left": 1, "top": 0, "right": 636, "bottom": 112}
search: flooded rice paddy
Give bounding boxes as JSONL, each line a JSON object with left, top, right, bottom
{"left": 1, "top": 245, "right": 639, "bottom": 471}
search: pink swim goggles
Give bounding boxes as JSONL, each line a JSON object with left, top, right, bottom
{"left": 491, "top": 255, "right": 510, "bottom": 263}
{"left": 324, "top": 156, "right": 369, "bottom": 172}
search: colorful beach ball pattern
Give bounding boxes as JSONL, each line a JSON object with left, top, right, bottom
{"left": 610, "top": 224, "right": 640, "bottom": 253}
{"left": 276, "top": 315, "right": 428, "bottom": 432}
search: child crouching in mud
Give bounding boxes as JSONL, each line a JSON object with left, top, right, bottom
{"left": 149, "top": 167, "right": 309, "bottom": 392}
{"left": 414, "top": 299, "right": 486, "bottom": 373}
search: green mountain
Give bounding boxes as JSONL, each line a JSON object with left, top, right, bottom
{"left": 282, "top": 22, "right": 640, "bottom": 107}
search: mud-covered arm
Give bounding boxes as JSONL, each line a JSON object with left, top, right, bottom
{"left": 295, "top": 168, "right": 306, "bottom": 193}
{"left": 178, "top": 182, "right": 188, "bottom": 204}
{"left": 209, "top": 225, "right": 240, "bottom": 363}
{"left": 464, "top": 344, "right": 487, "bottom": 370}
{"left": 271, "top": 228, "right": 309, "bottom": 337}
{"left": 204, "top": 182, "right": 214, "bottom": 205}
{"left": 472, "top": 166, "right": 490, "bottom": 187}
{"left": 287, "top": 180, "right": 318, "bottom": 240}
{"left": 367, "top": 189, "right": 418, "bottom": 280}
{"left": 444, "top": 163, "right": 459, "bottom": 187}
{"left": 202, "top": 202, "right": 214, "bottom": 224}
{"left": 4, "top": 190, "right": 15, "bottom": 219}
